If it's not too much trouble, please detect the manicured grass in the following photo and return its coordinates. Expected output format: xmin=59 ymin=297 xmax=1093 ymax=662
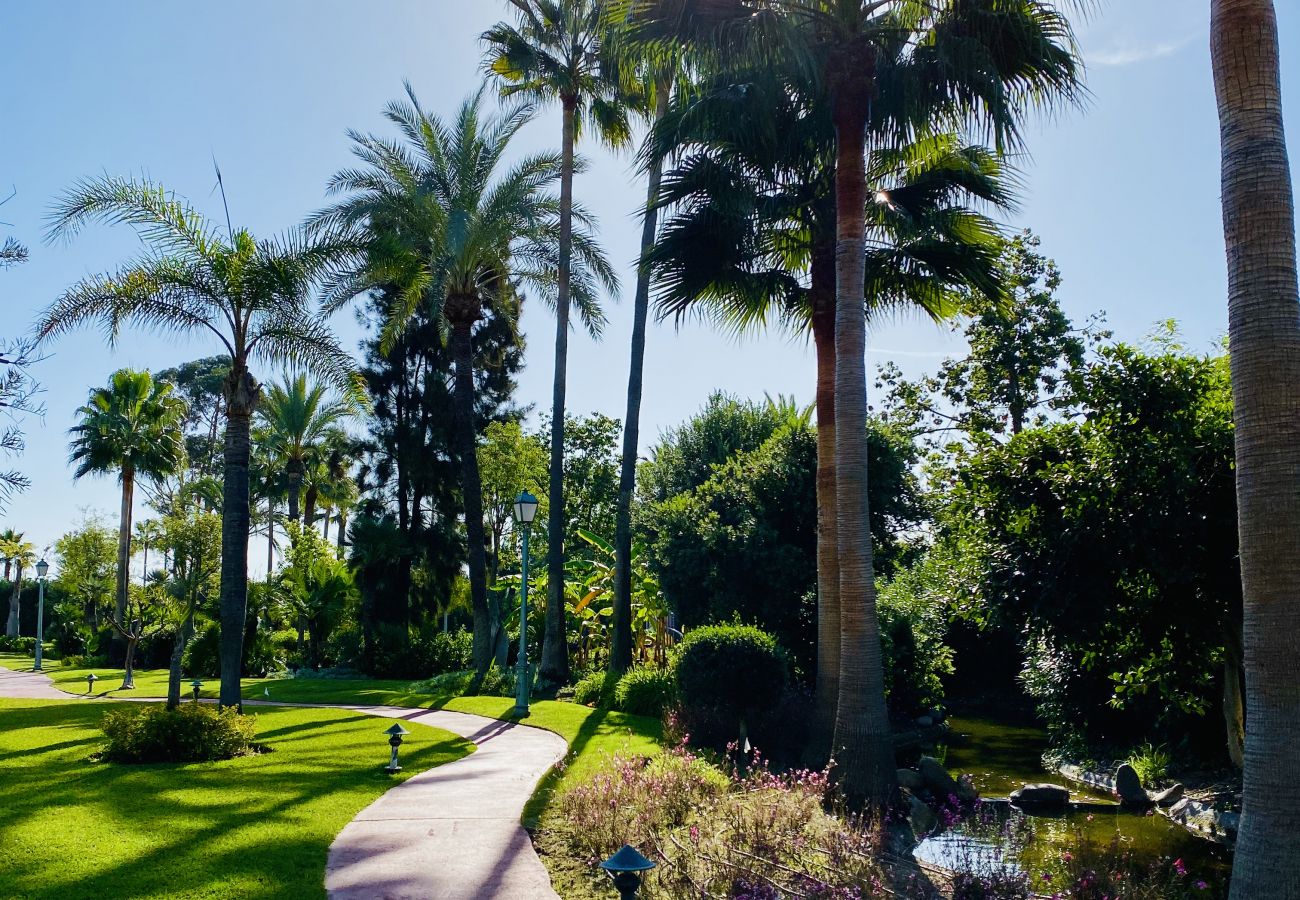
xmin=4 ymin=653 xmax=666 ymax=825
xmin=0 ymin=698 xmax=471 ymax=900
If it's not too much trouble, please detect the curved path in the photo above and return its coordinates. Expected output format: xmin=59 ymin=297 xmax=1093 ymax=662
xmin=0 ymin=663 xmax=566 ymax=900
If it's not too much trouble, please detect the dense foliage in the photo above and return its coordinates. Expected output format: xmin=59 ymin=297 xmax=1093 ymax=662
xmin=101 ymin=703 xmax=258 ymax=763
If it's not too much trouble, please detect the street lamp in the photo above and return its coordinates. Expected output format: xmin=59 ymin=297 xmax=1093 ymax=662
xmin=33 ymin=559 xmax=49 ymax=671
xmin=512 ymin=491 xmax=539 ymax=717
xmin=384 ymin=722 xmax=410 ymax=773
xmin=599 ymin=845 xmax=656 ymax=899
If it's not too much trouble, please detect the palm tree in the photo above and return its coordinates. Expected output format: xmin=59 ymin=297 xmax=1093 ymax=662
xmin=648 ymin=66 xmax=1011 ymax=760
xmin=257 ymin=373 xmax=358 ymax=525
xmin=69 ymin=369 xmax=188 ymax=662
xmin=485 ymin=0 xmax=630 ymax=685
xmin=3 ymin=537 xmax=34 ymax=638
xmin=311 ymin=86 xmax=615 ymax=676
xmin=134 ymin=519 xmax=164 ymax=585
xmin=39 ymin=176 xmax=362 ymax=709
xmin=1212 ymin=1 xmax=1300 ymax=893
xmin=0 ymin=528 xmax=23 ymax=582
xmin=635 ymin=0 xmax=1082 ymax=804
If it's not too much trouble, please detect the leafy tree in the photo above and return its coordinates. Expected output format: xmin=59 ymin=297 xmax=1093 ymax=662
xmin=157 ymin=356 xmax=229 ymax=478
xmin=68 ymin=369 xmax=188 ymax=659
xmin=873 ymin=232 xmax=1103 ymax=445
xmin=160 ymin=509 xmax=222 ymax=708
xmin=51 ymin=517 xmax=116 ymax=654
xmin=315 ymin=86 xmax=613 ymax=678
xmin=478 ymin=420 xmax=547 ymax=582
xmin=946 ymin=342 xmax=1239 ymax=760
xmin=134 ymin=518 xmax=164 ymax=584
xmin=1 ymin=528 xmax=23 ymax=582
xmin=644 ymin=414 xmax=920 ymax=681
xmin=39 ymin=175 xmax=361 ymax=708
xmin=0 ymin=339 xmax=42 ymax=510
xmin=485 ymin=0 xmax=629 ymax=686
xmin=1212 ymin=1 xmax=1300 ymax=891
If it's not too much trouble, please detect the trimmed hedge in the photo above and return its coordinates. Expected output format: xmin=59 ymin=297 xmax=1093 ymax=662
xmin=614 ymin=666 xmax=677 ymax=718
xmin=674 ymin=624 xmax=787 ymax=748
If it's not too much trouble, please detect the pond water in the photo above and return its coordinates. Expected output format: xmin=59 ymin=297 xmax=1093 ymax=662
xmin=911 ymin=716 xmax=1233 ymax=887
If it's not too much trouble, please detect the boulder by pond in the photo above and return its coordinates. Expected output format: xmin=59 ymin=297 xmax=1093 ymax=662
xmin=1151 ymin=783 xmax=1185 ymax=808
xmin=1009 ymin=782 xmax=1071 ymax=809
xmin=1115 ymin=763 xmax=1154 ymax=807
xmin=918 ymin=756 xmax=961 ymax=799
xmin=897 ymin=768 xmax=926 ymax=791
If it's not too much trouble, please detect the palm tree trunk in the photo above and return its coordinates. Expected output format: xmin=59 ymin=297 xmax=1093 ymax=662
xmin=218 ymin=366 xmax=258 ymax=710
xmin=267 ymin=497 xmax=275 ymax=574
xmin=540 ymin=95 xmax=577 ymax=687
xmin=304 ymin=484 xmax=319 ymax=529
xmin=337 ymin=511 xmax=347 ymax=553
xmin=6 ymin=564 xmax=22 ymax=638
xmin=450 ymin=316 xmax=494 ymax=677
xmin=829 ymin=89 xmax=896 ymax=808
xmin=1214 ymin=1 xmax=1300 ymax=894
xmin=286 ymin=462 xmax=302 ymax=524
xmin=808 ymin=240 xmax=840 ymax=766
xmin=113 ymin=466 xmax=136 ymax=659
xmin=141 ymin=542 xmax=149 ymax=587
xmin=612 ymin=85 xmax=671 ymax=675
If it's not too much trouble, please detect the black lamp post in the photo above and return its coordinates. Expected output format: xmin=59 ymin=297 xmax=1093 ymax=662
xmin=599 ymin=845 xmax=656 ymax=899
xmin=86 ymin=672 xmax=98 ymax=694
xmin=191 ymin=679 xmax=204 ymax=702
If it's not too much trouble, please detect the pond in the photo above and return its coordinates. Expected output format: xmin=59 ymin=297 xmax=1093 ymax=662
xmin=911 ymin=716 xmax=1233 ymax=888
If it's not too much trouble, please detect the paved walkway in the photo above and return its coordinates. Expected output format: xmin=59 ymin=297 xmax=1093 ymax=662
xmin=0 ymin=663 xmax=566 ymax=900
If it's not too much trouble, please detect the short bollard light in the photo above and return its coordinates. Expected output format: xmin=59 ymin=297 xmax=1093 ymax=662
xmin=384 ymin=723 xmax=410 ymax=774
xmin=599 ymin=845 xmax=656 ymax=900
xmin=191 ymin=679 xmax=204 ymax=702
xmin=86 ymin=673 xmax=98 ymax=695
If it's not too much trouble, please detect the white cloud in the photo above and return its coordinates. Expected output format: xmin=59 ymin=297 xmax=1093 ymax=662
xmin=1089 ymin=34 xmax=1197 ymax=67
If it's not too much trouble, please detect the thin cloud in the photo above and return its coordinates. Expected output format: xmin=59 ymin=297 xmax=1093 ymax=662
xmin=1090 ymin=35 xmax=1195 ymax=67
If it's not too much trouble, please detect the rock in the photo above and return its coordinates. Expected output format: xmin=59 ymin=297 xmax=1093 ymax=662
xmin=1009 ymin=783 xmax=1070 ymax=809
xmin=918 ymin=756 xmax=961 ymax=799
xmin=915 ymin=715 xmax=934 ymax=727
xmin=897 ymin=768 xmax=926 ymax=791
xmin=956 ymin=773 xmax=980 ymax=803
xmin=1114 ymin=763 xmax=1152 ymax=806
xmin=1150 ymin=783 xmax=1185 ymax=808
xmin=909 ymin=792 xmax=937 ymax=835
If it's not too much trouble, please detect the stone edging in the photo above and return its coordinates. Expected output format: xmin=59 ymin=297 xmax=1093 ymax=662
xmin=1049 ymin=759 xmax=1239 ymax=847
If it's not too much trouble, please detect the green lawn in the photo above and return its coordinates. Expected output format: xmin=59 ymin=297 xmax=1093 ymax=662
xmin=3 ymin=652 xmax=665 ymax=825
xmin=0 ymin=698 xmax=472 ymax=900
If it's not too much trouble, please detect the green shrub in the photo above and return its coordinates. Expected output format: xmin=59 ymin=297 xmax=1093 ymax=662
xmin=101 ymin=704 xmax=258 ymax=763
xmin=614 ymin=665 xmax=676 ymax=718
xmin=1126 ymin=742 xmax=1173 ymax=786
xmin=183 ymin=623 xmax=221 ymax=677
xmin=673 ymin=624 xmax=787 ymax=748
xmin=0 ymin=635 xmax=36 ymax=655
xmin=368 ymin=628 xmax=474 ymax=680
xmin=573 ymin=669 xmax=618 ymax=708
xmin=409 ymin=664 xmax=516 ymax=699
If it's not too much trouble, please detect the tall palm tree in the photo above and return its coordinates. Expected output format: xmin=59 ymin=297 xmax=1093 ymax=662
xmin=3 ymin=537 xmax=34 ymax=638
xmin=635 ymin=0 xmax=1082 ymax=804
xmin=0 ymin=528 xmax=23 ymax=582
xmin=312 ymin=86 xmax=615 ymax=676
xmin=648 ymin=67 xmax=1010 ymax=759
xmin=485 ymin=0 xmax=630 ymax=685
xmin=257 ymin=373 xmax=358 ymax=525
xmin=69 ymin=369 xmax=188 ymax=655
xmin=1212 ymin=1 xmax=1300 ymax=894
xmin=134 ymin=519 xmax=164 ymax=585
xmin=39 ymin=176 xmax=362 ymax=709
xmin=608 ymin=34 xmax=690 ymax=674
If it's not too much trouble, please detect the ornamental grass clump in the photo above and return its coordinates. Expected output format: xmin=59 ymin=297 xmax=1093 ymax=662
xmin=101 ymin=703 xmax=258 ymax=763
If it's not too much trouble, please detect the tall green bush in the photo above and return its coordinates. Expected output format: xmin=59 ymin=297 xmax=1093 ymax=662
xmin=674 ymin=624 xmax=787 ymax=748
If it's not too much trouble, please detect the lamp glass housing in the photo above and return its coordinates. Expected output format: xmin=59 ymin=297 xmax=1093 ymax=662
xmin=512 ymin=491 xmax=539 ymax=526
xmin=36 ymin=559 xmax=49 ymax=579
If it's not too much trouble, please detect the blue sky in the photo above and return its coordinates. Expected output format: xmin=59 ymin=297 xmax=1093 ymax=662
xmin=0 ymin=1 xmax=1296 ymax=569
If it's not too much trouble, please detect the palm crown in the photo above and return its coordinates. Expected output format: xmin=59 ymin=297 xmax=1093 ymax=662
xmin=312 ymin=85 xmax=616 ymax=343
xmin=68 ymin=369 xmax=189 ymax=484
xmin=39 ymin=176 xmax=363 ymax=407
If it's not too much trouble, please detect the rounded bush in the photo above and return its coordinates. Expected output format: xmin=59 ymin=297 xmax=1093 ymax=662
xmin=101 ymin=704 xmax=258 ymax=763
xmin=673 ymin=624 xmax=787 ymax=746
xmin=614 ymin=665 xmax=677 ymax=718
xmin=573 ymin=669 xmax=618 ymax=708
